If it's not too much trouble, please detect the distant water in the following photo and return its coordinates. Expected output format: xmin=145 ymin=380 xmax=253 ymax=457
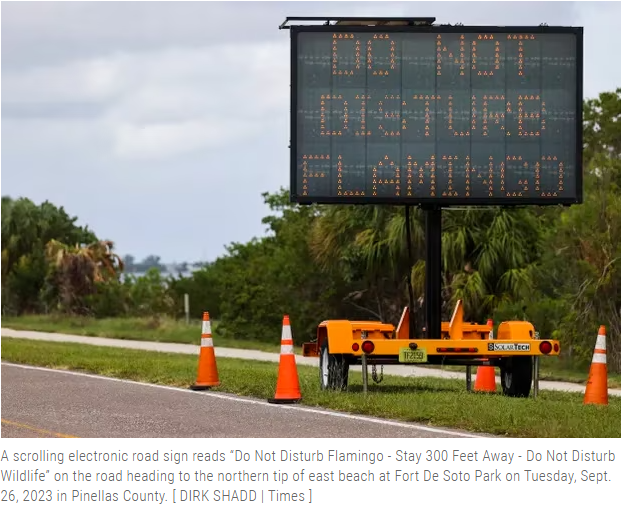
xmin=120 ymin=267 xmax=197 ymax=282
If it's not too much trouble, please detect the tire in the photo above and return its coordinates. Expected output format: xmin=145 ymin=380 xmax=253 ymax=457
xmin=319 ymin=340 xmax=350 ymax=391
xmin=499 ymin=356 xmax=533 ymax=398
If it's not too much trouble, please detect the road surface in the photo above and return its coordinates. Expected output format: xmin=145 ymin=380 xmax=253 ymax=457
xmin=1 ymin=363 xmax=485 ymax=438
xmin=1 ymin=328 xmax=620 ymax=397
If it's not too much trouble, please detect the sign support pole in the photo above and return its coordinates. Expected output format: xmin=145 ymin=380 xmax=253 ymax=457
xmin=424 ymin=206 xmax=442 ymax=340
xmin=404 ymin=206 xmax=417 ymax=339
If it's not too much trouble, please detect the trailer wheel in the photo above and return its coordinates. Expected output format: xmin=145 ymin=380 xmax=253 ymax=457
xmin=500 ymin=357 xmax=533 ymax=398
xmin=319 ymin=340 xmax=349 ymax=391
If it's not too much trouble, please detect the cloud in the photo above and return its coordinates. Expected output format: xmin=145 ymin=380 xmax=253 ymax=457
xmin=3 ymin=56 xmax=126 ymax=104
xmin=112 ymin=118 xmax=260 ymax=159
xmin=4 ymin=41 xmax=290 ymax=160
xmin=106 ymin=41 xmax=290 ymax=159
xmin=107 ymin=42 xmax=290 ymax=122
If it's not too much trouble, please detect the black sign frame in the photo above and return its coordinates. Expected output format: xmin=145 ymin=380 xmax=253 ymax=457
xmin=289 ymin=24 xmax=583 ymax=206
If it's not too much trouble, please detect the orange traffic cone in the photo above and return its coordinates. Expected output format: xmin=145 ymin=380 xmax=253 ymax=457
xmin=190 ymin=312 xmax=220 ymax=390
xmin=268 ymin=315 xmax=302 ymax=404
xmin=475 ymin=319 xmax=497 ymax=393
xmin=583 ymin=326 xmax=608 ymax=405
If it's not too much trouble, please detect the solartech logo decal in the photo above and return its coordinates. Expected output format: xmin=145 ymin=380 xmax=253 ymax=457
xmin=488 ymin=343 xmax=531 ymax=352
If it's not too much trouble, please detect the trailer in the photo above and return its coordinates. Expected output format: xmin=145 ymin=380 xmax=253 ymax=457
xmin=302 ymin=300 xmax=560 ymax=398
xmin=283 ymin=16 xmax=577 ymax=401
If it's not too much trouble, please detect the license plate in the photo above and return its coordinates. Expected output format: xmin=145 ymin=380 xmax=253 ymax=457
xmin=399 ymin=348 xmax=428 ymax=363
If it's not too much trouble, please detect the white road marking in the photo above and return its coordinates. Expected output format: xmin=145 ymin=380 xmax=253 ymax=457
xmin=2 ymin=362 xmax=485 ymax=438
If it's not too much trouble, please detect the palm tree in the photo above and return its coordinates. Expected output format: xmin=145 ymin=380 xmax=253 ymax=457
xmin=310 ymin=205 xmax=542 ymax=324
xmin=45 ymin=239 xmax=124 ymax=314
xmin=310 ymin=205 xmax=424 ymax=323
xmin=441 ymin=208 xmax=542 ymax=320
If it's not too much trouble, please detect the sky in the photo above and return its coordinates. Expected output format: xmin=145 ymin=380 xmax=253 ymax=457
xmin=1 ymin=0 xmax=621 ymax=264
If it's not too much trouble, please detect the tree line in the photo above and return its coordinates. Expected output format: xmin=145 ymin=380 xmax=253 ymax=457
xmin=1 ymin=89 xmax=620 ymax=372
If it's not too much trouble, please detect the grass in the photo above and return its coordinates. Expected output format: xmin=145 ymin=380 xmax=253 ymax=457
xmin=2 ymin=314 xmax=621 ymax=389
xmin=435 ymin=362 xmax=621 ymax=389
xmin=2 ymin=337 xmax=620 ymax=438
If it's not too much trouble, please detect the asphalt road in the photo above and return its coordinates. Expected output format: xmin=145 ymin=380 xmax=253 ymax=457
xmin=3 ymin=328 xmax=619 ymax=396
xmin=1 ymin=363 xmax=485 ymax=439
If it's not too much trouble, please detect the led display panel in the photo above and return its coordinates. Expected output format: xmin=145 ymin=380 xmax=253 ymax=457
xmin=290 ymin=25 xmax=583 ymax=205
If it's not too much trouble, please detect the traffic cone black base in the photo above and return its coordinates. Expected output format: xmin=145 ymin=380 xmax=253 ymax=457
xmin=190 ymin=384 xmax=215 ymax=391
xmin=267 ymin=398 xmax=301 ymax=405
